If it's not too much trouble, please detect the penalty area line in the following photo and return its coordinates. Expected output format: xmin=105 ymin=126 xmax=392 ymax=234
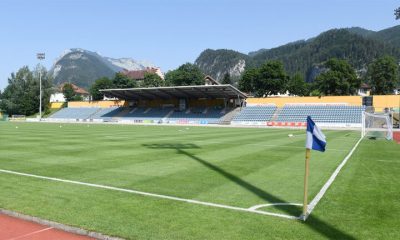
xmin=0 ymin=168 xmax=299 ymax=220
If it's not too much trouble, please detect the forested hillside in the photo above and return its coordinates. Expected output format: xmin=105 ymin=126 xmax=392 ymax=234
xmin=195 ymin=26 xmax=400 ymax=83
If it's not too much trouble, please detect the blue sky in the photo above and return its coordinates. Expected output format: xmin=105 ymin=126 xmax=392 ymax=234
xmin=0 ymin=0 xmax=398 ymax=90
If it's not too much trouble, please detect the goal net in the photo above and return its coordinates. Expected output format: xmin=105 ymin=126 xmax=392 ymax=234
xmin=362 ymin=112 xmax=393 ymax=140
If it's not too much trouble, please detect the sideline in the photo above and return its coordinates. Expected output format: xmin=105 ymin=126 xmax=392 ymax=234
xmin=304 ymin=137 xmax=363 ymax=220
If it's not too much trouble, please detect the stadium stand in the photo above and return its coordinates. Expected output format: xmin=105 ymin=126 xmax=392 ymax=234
xmin=232 ymin=105 xmax=277 ymax=122
xmin=48 ymin=85 xmax=396 ymax=127
xmin=49 ymin=107 xmax=100 ymax=119
xmin=168 ymin=107 xmax=225 ymax=124
xmin=123 ymin=107 xmax=173 ymax=121
xmin=48 ymin=104 xmax=366 ymax=126
xmin=276 ymin=104 xmax=366 ymax=123
xmin=49 ymin=106 xmax=228 ymax=124
xmin=90 ymin=107 xmax=123 ymax=120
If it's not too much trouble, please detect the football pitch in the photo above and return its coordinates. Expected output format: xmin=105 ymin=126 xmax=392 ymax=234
xmin=0 ymin=122 xmax=399 ymax=239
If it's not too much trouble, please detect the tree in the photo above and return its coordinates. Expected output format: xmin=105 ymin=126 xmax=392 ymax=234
xmin=62 ymin=83 xmax=75 ymax=102
xmin=395 ymin=7 xmax=400 ymax=20
xmin=314 ymin=58 xmax=360 ymax=95
xmin=141 ymin=72 xmax=164 ymax=87
xmin=257 ymin=61 xmax=288 ymax=97
xmin=0 ymin=66 xmax=52 ymax=116
xmin=72 ymin=95 xmax=83 ymax=101
xmin=368 ymin=55 xmax=399 ymax=95
xmin=113 ymin=72 xmax=137 ymax=88
xmin=90 ymin=77 xmax=114 ymax=100
xmin=164 ymin=63 xmax=204 ymax=86
xmin=239 ymin=68 xmax=258 ymax=93
xmin=310 ymin=89 xmax=322 ymax=97
xmin=221 ymin=72 xmax=232 ymax=84
xmin=287 ymin=73 xmax=309 ymax=96
xmin=239 ymin=61 xmax=288 ymax=97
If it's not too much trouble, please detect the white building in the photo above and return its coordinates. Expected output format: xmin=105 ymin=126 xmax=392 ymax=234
xmin=50 ymin=93 xmax=66 ymax=102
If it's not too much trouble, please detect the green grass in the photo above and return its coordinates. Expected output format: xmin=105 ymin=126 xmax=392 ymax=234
xmin=43 ymin=107 xmax=64 ymax=118
xmin=0 ymin=122 xmax=399 ymax=239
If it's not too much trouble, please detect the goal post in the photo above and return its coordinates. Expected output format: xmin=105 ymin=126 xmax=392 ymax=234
xmin=362 ymin=111 xmax=393 ymax=140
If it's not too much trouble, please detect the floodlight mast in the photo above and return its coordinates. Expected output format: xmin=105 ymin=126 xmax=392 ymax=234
xmin=37 ymin=53 xmax=45 ymax=120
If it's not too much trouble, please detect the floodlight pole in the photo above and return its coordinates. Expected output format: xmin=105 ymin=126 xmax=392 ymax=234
xmin=37 ymin=53 xmax=45 ymax=120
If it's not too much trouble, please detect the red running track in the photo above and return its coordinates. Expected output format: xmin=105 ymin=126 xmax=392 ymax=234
xmin=0 ymin=214 xmax=94 ymax=240
xmin=394 ymin=131 xmax=400 ymax=144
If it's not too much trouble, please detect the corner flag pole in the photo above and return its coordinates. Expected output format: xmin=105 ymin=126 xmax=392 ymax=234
xmin=303 ymin=148 xmax=311 ymax=220
xmin=303 ymin=116 xmax=326 ymax=221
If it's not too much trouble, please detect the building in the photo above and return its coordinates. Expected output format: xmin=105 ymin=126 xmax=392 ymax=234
xmin=50 ymin=83 xmax=90 ymax=102
xmin=121 ymin=67 xmax=164 ymax=80
xmin=358 ymin=83 xmax=371 ymax=96
xmin=50 ymin=93 xmax=66 ymax=102
xmin=204 ymin=75 xmax=220 ymax=86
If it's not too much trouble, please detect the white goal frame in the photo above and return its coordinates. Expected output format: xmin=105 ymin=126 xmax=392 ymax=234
xmin=361 ymin=111 xmax=393 ymax=140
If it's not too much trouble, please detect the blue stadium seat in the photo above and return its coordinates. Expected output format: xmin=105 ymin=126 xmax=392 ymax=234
xmin=232 ymin=105 xmax=277 ymax=122
xmin=49 ymin=107 xmax=100 ymax=119
xmin=168 ymin=107 xmax=225 ymax=124
xmin=276 ymin=105 xmax=365 ymax=123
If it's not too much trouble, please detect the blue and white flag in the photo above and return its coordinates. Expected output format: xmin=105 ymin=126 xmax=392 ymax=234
xmin=306 ymin=116 xmax=326 ymax=152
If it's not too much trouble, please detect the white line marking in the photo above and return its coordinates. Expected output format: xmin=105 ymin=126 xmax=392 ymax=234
xmin=8 ymin=227 xmax=53 ymax=240
xmin=304 ymin=137 xmax=363 ymax=220
xmin=377 ymin=160 xmax=399 ymax=163
xmin=0 ymin=169 xmax=299 ymax=220
xmin=249 ymin=203 xmax=302 ymax=211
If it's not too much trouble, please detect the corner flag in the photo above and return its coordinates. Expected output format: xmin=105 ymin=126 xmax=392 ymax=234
xmin=306 ymin=116 xmax=326 ymax=152
xmin=302 ymin=116 xmax=326 ymax=221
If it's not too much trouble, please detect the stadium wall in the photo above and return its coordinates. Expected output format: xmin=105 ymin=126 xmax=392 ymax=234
xmin=56 ymin=95 xmax=400 ymax=112
xmin=372 ymin=95 xmax=400 ymax=112
xmin=68 ymin=100 xmax=126 ymax=108
xmin=247 ymin=96 xmax=362 ymax=107
xmin=50 ymin=102 xmax=64 ymax=109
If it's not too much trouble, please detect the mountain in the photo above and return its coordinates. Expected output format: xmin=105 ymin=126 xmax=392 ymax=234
xmin=374 ymin=25 xmax=400 ymax=49
xmin=348 ymin=26 xmax=400 ymax=49
xmin=345 ymin=27 xmax=376 ymax=38
xmin=194 ymin=25 xmax=400 ymax=84
xmin=49 ymin=48 xmax=155 ymax=89
xmin=195 ymin=49 xmax=251 ymax=85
